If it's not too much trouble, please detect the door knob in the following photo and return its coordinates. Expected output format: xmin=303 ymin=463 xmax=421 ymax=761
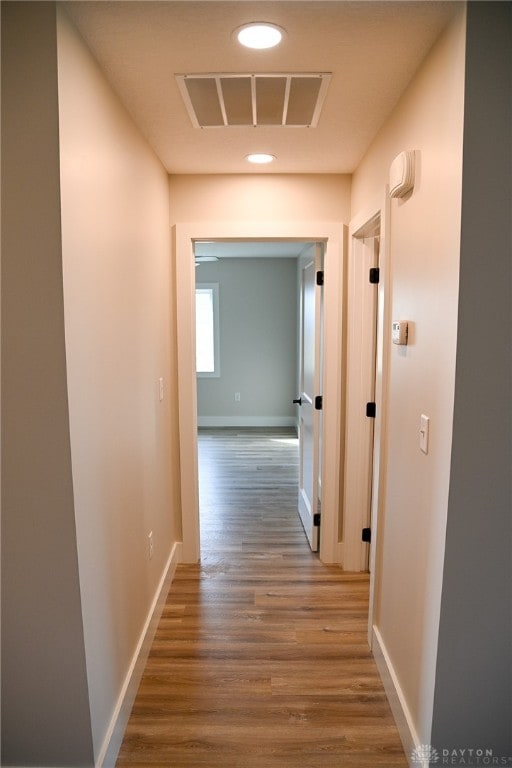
xmin=293 ymin=397 xmax=302 ymax=406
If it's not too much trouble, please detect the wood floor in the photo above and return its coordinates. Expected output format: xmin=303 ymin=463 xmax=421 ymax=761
xmin=116 ymin=428 xmax=407 ymax=767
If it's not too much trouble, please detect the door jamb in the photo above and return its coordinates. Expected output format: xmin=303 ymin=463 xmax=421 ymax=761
xmin=173 ymin=221 xmax=346 ymax=564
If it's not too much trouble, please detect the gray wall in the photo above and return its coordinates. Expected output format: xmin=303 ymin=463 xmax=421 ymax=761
xmin=1 ymin=3 xmax=94 ymax=764
xmin=196 ymin=258 xmax=298 ymax=426
xmin=431 ymin=1 xmax=512 ymax=757
xmin=1 ymin=4 xmax=179 ymax=764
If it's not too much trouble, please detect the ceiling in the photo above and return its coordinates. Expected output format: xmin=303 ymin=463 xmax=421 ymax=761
xmin=63 ymin=1 xmax=458 ymax=175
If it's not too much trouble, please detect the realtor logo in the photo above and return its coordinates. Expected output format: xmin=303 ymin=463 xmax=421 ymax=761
xmin=411 ymin=744 xmax=440 ymax=764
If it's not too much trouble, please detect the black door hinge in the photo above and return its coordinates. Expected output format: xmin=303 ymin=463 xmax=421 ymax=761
xmin=362 ymin=527 xmax=371 ymax=543
xmin=366 ymin=401 xmax=376 ymax=418
xmin=315 ymin=395 xmax=323 ymax=410
xmin=316 ymin=270 xmax=324 ymax=286
xmin=369 ymin=267 xmax=380 ymax=284
xmin=313 ymin=512 xmax=321 ymax=526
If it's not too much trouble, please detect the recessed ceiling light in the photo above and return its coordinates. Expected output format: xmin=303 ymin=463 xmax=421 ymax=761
xmin=246 ymin=153 xmax=276 ymax=165
xmin=235 ymin=22 xmax=285 ymax=50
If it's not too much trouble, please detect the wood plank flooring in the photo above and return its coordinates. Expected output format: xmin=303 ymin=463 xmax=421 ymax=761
xmin=116 ymin=428 xmax=407 ymax=767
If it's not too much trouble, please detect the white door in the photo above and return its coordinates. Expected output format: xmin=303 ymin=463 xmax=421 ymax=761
xmin=361 ymin=237 xmax=379 ymax=568
xmin=296 ymin=244 xmax=323 ymax=551
xmin=343 ymin=221 xmax=380 ymax=571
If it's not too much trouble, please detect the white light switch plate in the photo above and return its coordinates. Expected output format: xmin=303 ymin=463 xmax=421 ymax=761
xmin=420 ymin=414 xmax=430 ymax=454
xmin=392 ymin=320 xmax=408 ymax=345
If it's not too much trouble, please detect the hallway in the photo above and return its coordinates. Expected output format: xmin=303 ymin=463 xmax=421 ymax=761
xmin=116 ymin=429 xmax=407 ymax=766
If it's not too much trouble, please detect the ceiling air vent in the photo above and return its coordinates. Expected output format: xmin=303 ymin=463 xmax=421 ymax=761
xmin=175 ymin=73 xmax=331 ymax=128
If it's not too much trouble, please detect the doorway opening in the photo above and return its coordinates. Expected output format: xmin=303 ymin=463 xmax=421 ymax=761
xmin=192 ymin=239 xmax=322 ymax=557
xmin=174 ymin=220 xmax=345 ymax=565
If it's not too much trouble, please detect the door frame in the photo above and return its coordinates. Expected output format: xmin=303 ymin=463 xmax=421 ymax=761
xmin=174 ymin=220 xmax=347 ymax=564
xmin=346 ymin=193 xmax=391 ymax=645
xmin=342 ymin=214 xmax=380 ymax=571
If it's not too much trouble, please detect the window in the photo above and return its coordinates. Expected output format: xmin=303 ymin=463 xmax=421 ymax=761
xmin=196 ymin=283 xmax=220 ymax=377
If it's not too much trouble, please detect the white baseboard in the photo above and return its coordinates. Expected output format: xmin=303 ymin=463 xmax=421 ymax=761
xmin=97 ymin=541 xmax=183 ymax=768
xmin=197 ymin=416 xmax=297 ymax=428
xmin=372 ymin=625 xmax=422 ymax=768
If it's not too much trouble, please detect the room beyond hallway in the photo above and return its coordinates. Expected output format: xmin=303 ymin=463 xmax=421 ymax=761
xmin=116 ymin=429 xmax=407 ymax=767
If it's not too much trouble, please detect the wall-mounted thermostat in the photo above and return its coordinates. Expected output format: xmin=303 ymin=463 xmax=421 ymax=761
xmin=392 ymin=321 xmax=408 ymax=345
xmin=389 ymin=151 xmax=416 ymax=198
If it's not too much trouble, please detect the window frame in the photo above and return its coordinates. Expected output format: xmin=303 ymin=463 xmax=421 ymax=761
xmin=195 ymin=282 xmax=220 ymax=378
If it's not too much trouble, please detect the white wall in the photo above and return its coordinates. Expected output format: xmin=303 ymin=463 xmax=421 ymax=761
xmin=196 ymin=258 xmax=297 ymax=427
xmin=57 ymin=8 xmax=180 ymax=763
xmin=351 ymin=7 xmax=467 ymax=748
xmin=170 ymin=174 xmax=351 ymax=225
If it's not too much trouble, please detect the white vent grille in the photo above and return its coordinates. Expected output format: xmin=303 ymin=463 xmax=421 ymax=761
xmin=175 ymin=73 xmax=331 ymax=128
